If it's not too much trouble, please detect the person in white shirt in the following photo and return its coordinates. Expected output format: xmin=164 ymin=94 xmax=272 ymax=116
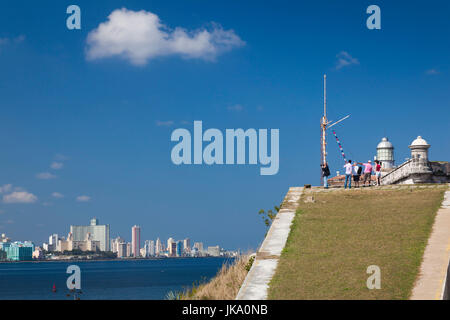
xmin=352 ymin=163 xmax=362 ymax=188
xmin=343 ymin=160 xmax=353 ymax=189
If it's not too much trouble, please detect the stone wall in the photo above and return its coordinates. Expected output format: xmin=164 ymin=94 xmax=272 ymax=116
xmin=382 ymin=160 xmax=450 ymax=185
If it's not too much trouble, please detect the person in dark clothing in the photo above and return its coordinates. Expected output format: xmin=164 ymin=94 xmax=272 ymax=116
xmin=352 ymin=163 xmax=362 ymax=188
xmin=321 ymin=162 xmax=330 ymax=188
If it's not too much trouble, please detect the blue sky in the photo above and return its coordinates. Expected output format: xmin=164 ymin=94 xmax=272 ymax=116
xmin=0 ymin=0 xmax=449 ymax=250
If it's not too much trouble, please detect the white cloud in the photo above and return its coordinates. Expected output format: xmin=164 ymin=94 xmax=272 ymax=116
xmin=227 ymin=104 xmax=243 ymax=112
xmin=50 ymin=162 xmax=64 ymax=170
xmin=55 ymin=154 xmax=69 ymax=161
xmin=0 ymin=35 xmax=25 ymax=47
xmin=76 ymin=195 xmax=91 ymax=202
xmin=3 ymin=191 xmax=38 ymax=204
xmin=156 ymin=120 xmax=175 ymax=127
xmin=335 ymin=51 xmax=359 ymax=70
xmin=0 ymin=184 xmax=12 ymax=193
xmin=426 ymin=68 xmax=440 ymax=75
xmin=86 ymin=8 xmax=245 ymax=65
xmin=36 ymin=172 xmax=57 ymax=180
xmin=51 ymin=192 xmax=64 ymax=198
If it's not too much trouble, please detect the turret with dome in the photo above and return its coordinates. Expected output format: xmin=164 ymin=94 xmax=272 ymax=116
xmin=409 ymin=136 xmax=430 ymax=162
xmin=376 ymin=137 xmax=395 ymax=169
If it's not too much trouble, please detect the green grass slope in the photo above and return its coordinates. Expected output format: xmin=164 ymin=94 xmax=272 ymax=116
xmin=268 ymin=185 xmax=446 ymax=299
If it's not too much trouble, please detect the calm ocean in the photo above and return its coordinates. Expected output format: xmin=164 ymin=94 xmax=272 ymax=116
xmin=0 ymin=257 xmax=231 ymax=300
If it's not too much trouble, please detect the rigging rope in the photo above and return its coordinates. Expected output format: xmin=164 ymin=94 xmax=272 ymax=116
xmin=332 ymin=130 xmax=347 ymax=163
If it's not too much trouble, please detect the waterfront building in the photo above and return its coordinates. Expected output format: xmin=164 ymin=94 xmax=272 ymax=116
xmin=170 ymin=242 xmax=177 ymax=257
xmin=117 ymin=242 xmax=127 ymax=258
xmin=32 ymin=247 xmax=44 ymax=260
xmin=176 ymin=241 xmax=183 ymax=257
xmin=191 ymin=247 xmax=199 ymax=257
xmin=149 ymin=240 xmax=155 ymax=256
xmin=4 ymin=241 xmax=34 ymax=261
xmin=57 ymin=232 xmax=100 ymax=252
xmin=143 ymin=240 xmax=149 ymax=257
xmin=1 ymin=233 xmax=11 ymax=243
xmin=111 ymin=236 xmax=125 ymax=253
xmin=48 ymin=234 xmax=59 ymax=251
xmin=183 ymin=238 xmax=191 ymax=254
xmin=0 ymin=249 xmax=6 ymax=261
xmin=131 ymin=225 xmax=141 ymax=257
xmin=207 ymin=245 xmax=220 ymax=257
xmin=155 ymin=238 xmax=162 ymax=256
xmin=70 ymin=218 xmax=110 ymax=251
xmin=193 ymin=242 xmax=204 ymax=252
xmin=126 ymin=242 xmax=132 ymax=257
xmin=167 ymin=237 xmax=174 ymax=252
xmin=143 ymin=240 xmax=155 ymax=257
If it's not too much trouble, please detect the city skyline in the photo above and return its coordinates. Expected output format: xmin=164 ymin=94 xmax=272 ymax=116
xmin=1 ymin=216 xmax=233 ymax=260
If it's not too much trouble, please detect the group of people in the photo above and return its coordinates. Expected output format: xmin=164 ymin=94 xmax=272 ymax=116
xmin=321 ymin=159 xmax=382 ymax=189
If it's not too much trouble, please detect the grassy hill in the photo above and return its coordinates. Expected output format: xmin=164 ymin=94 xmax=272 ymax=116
xmin=268 ymin=185 xmax=447 ymax=299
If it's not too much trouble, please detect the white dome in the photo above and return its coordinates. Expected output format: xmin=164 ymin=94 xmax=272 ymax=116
xmin=410 ymin=136 xmax=429 ymax=147
xmin=377 ymin=137 xmax=393 ymax=149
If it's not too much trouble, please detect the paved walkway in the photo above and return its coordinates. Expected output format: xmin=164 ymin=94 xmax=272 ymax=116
xmin=236 ymin=187 xmax=303 ymax=300
xmin=411 ymin=185 xmax=450 ymax=300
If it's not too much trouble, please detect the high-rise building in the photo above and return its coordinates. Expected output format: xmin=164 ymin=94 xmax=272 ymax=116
xmin=149 ymin=240 xmax=155 ymax=256
xmin=155 ymin=238 xmax=162 ymax=256
xmin=111 ymin=236 xmax=124 ymax=253
xmin=167 ymin=237 xmax=174 ymax=252
xmin=143 ymin=240 xmax=155 ymax=257
xmin=56 ymin=232 xmax=100 ymax=252
xmin=183 ymin=238 xmax=191 ymax=254
xmin=194 ymin=242 xmax=204 ymax=252
xmin=48 ymin=234 xmax=59 ymax=251
xmin=1 ymin=233 xmax=11 ymax=243
xmin=70 ymin=218 xmax=110 ymax=251
xmin=131 ymin=225 xmax=141 ymax=257
xmin=207 ymin=245 xmax=220 ymax=257
xmin=176 ymin=241 xmax=183 ymax=257
xmin=170 ymin=242 xmax=177 ymax=257
xmin=126 ymin=242 xmax=132 ymax=257
xmin=143 ymin=240 xmax=149 ymax=258
xmin=117 ymin=242 xmax=127 ymax=258
xmin=3 ymin=241 xmax=34 ymax=261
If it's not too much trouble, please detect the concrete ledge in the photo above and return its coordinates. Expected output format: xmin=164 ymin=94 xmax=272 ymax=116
xmin=236 ymin=187 xmax=303 ymax=300
xmin=411 ymin=188 xmax=450 ymax=299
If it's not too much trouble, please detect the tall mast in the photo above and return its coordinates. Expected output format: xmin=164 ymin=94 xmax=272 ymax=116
xmin=319 ymin=74 xmax=351 ymax=184
xmin=321 ymin=74 xmax=327 ymax=166
xmin=324 ymin=74 xmax=327 ymax=120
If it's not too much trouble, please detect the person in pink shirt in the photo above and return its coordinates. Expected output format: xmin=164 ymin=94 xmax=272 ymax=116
xmin=358 ymin=160 xmax=373 ymax=187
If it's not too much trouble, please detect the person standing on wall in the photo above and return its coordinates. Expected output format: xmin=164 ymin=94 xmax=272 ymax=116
xmin=375 ymin=160 xmax=382 ymax=186
xmin=358 ymin=160 xmax=373 ymax=187
xmin=343 ymin=160 xmax=353 ymax=189
xmin=321 ymin=162 xmax=330 ymax=189
xmin=352 ymin=162 xmax=361 ymax=188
